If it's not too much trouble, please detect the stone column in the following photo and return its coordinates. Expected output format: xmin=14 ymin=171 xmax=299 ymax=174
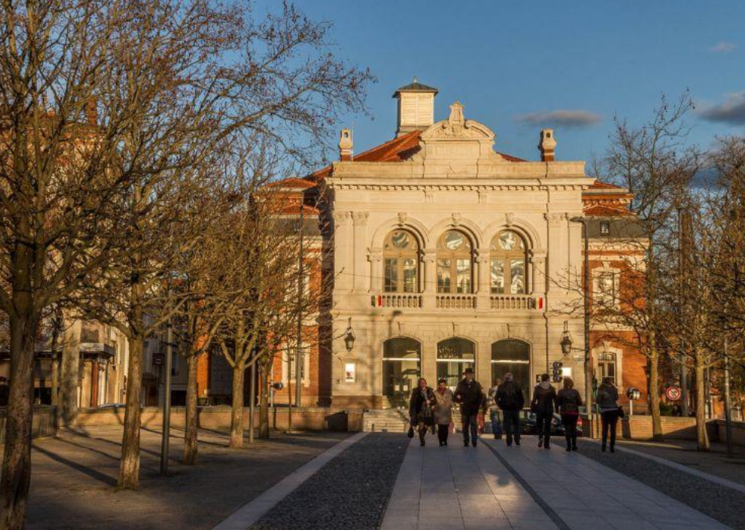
xmin=333 ymin=211 xmax=352 ymax=293
xmin=368 ymin=249 xmax=382 ymax=294
xmin=422 ymin=249 xmax=437 ymax=309
xmin=476 ymin=250 xmax=490 ymax=309
xmin=352 ymin=212 xmax=369 ymax=293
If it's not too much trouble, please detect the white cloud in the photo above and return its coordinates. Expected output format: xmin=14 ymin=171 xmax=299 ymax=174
xmin=514 ymin=110 xmax=602 ymax=128
xmin=709 ymin=42 xmax=736 ymax=53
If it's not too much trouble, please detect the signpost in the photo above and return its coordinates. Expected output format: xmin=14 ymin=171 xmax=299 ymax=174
xmin=666 ymin=386 xmax=682 ymax=402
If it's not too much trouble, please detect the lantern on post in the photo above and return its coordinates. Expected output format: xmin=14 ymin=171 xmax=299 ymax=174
xmin=560 ymin=321 xmax=573 ymax=356
xmin=343 ymin=318 xmax=356 ymax=352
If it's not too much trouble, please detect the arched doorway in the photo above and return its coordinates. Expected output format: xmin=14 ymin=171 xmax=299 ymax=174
xmin=437 ymin=338 xmax=476 ymax=390
xmin=491 ymin=339 xmax=530 ymax=391
xmin=383 ymin=338 xmax=421 ymax=408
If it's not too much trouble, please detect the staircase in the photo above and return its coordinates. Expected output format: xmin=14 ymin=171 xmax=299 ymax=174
xmin=362 ymin=409 xmax=411 ymax=433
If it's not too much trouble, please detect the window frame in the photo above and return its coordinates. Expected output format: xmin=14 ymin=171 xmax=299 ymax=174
xmin=490 ymin=230 xmax=529 ymax=295
xmin=436 ymin=230 xmax=474 ymax=294
xmin=383 ymin=230 xmax=420 ymax=293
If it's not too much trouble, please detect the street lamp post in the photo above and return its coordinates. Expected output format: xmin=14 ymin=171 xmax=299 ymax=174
xmin=568 ymin=217 xmax=592 ymax=420
xmin=160 ymin=321 xmax=173 ymax=476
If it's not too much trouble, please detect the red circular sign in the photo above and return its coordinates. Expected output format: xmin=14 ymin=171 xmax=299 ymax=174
xmin=666 ymin=386 xmax=682 ymax=401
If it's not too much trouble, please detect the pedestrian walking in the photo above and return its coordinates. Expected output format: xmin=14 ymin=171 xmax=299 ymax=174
xmin=556 ymin=377 xmax=583 ymax=452
xmin=433 ymin=378 xmax=454 ymax=446
xmin=531 ymin=373 xmax=557 ymax=449
xmin=455 ymin=367 xmax=484 ymax=447
xmin=497 ymin=372 xmax=525 ymax=447
xmin=488 ymin=378 xmax=502 ymax=440
xmin=409 ymin=378 xmax=436 ymax=447
xmin=597 ymin=377 xmax=621 ymax=452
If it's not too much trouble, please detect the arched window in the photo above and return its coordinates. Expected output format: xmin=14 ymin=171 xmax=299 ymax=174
xmin=437 ymin=338 xmax=476 ymax=389
xmin=383 ymin=338 xmax=421 ymax=408
xmin=490 ymin=230 xmax=528 ymax=294
xmin=437 ymin=230 xmax=473 ymax=294
xmin=491 ymin=339 xmax=530 ymax=391
xmin=384 ymin=230 xmax=419 ymax=293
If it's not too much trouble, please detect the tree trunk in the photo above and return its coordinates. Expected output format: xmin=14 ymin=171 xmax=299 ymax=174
xmin=648 ymin=342 xmax=664 ymax=440
xmin=118 ymin=332 xmax=144 ymax=488
xmin=183 ymin=354 xmax=199 ymax=464
xmin=258 ymin=364 xmax=270 ymax=439
xmin=229 ymin=366 xmax=245 ymax=448
xmin=59 ymin=324 xmax=80 ymax=428
xmin=694 ymin=356 xmax=710 ymax=451
xmin=0 ymin=309 xmax=40 ymax=530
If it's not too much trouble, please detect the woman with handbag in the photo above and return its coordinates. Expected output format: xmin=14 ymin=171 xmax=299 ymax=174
xmin=409 ymin=378 xmax=436 ymax=447
xmin=597 ymin=377 xmax=621 ymax=453
xmin=433 ymin=378 xmax=454 ymax=446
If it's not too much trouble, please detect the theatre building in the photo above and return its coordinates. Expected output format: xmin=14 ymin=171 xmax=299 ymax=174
xmin=256 ymin=81 xmax=649 ymax=412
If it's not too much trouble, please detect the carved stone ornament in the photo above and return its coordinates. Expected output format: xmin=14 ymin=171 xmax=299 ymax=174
xmin=452 ymin=212 xmax=462 ymax=226
xmin=505 ymin=212 xmax=515 ymax=227
xmin=367 ymin=248 xmax=382 ymax=262
xmin=334 ymin=211 xmax=351 ymax=225
xmin=397 ymin=212 xmax=408 ymax=226
xmin=352 ymin=211 xmax=369 ymax=226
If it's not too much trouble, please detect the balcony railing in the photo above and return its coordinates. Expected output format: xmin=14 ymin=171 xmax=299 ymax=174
xmin=436 ymin=295 xmax=477 ymax=309
xmin=490 ymin=295 xmax=536 ymax=310
xmin=378 ymin=294 xmax=422 ymax=309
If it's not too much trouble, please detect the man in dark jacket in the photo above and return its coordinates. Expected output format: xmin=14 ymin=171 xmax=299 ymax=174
xmin=454 ymin=368 xmax=484 ymax=447
xmin=531 ymin=373 xmax=558 ymax=449
xmin=497 ymin=372 xmax=525 ymax=446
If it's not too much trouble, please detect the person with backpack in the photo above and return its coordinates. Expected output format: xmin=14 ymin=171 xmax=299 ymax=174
xmin=496 ymin=372 xmax=525 ymax=447
xmin=597 ymin=377 xmax=621 ymax=452
xmin=409 ymin=378 xmax=436 ymax=447
xmin=531 ymin=373 xmax=558 ymax=449
xmin=556 ymin=377 xmax=583 ymax=452
xmin=454 ymin=367 xmax=484 ymax=447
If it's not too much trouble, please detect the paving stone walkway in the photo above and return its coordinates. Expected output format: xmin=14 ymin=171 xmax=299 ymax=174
xmin=381 ymin=436 xmax=732 ymax=530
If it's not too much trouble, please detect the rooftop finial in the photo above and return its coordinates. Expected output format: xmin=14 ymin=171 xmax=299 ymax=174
xmin=413 ymin=76 xmax=418 ymax=83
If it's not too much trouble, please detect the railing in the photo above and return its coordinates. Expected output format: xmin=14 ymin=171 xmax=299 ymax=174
xmin=490 ymin=295 xmax=536 ymax=310
xmin=379 ymin=294 xmax=422 ymax=308
xmin=436 ymin=295 xmax=477 ymax=309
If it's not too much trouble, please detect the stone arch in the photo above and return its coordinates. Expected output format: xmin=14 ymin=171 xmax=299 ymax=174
xmin=483 ymin=218 xmax=543 ymax=253
xmin=428 ymin=217 xmax=483 ymax=250
xmin=370 ymin=217 xmax=430 ymax=251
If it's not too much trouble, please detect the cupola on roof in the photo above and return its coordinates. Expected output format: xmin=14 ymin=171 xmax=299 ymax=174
xmin=392 ymin=77 xmax=439 ymax=97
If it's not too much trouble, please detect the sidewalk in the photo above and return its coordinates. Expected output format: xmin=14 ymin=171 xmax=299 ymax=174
xmin=381 ymin=435 xmax=730 ymax=530
xmin=24 ymin=425 xmax=349 ymax=530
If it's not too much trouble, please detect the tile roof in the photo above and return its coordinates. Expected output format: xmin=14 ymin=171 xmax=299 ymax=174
xmin=393 ymin=79 xmax=439 ymax=96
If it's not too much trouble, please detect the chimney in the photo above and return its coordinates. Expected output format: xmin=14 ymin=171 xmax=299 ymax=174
xmin=339 ymin=128 xmax=353 ymax=161
xmin=538 ymin=129 xmax=556 ymax=162
xmin=393 ymin=77 xmax=438 ymax=137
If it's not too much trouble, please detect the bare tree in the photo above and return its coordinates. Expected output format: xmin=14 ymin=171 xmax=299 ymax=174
xmin=589 ymin=94 xmax=699 ymax=439
xmin=1 ymin=0 xmax=370 ymax=509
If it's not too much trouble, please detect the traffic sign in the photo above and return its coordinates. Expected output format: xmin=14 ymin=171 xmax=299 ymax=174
xmin=665 ymin=386 xmax=682 ymax=401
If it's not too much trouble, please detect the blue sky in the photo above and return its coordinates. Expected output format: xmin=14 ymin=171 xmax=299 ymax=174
xmin=264 ymin=1 xmax=745 ymax=164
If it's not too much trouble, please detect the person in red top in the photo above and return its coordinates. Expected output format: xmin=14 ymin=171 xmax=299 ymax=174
xmin=556 ymin=377 xmax=583 ymax=452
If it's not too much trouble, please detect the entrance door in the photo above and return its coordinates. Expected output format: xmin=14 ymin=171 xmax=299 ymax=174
xmin=383 ymin=338 xmax=421 ymax=408
xmin=437 ymin=338 xmax=476 ymax=390
xmin=491 ymin=339 xmax=530 ymax=392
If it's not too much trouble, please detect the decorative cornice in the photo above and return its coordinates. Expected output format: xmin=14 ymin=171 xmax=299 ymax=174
xmin=333 ymin=183 xmax=587 ymax=192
